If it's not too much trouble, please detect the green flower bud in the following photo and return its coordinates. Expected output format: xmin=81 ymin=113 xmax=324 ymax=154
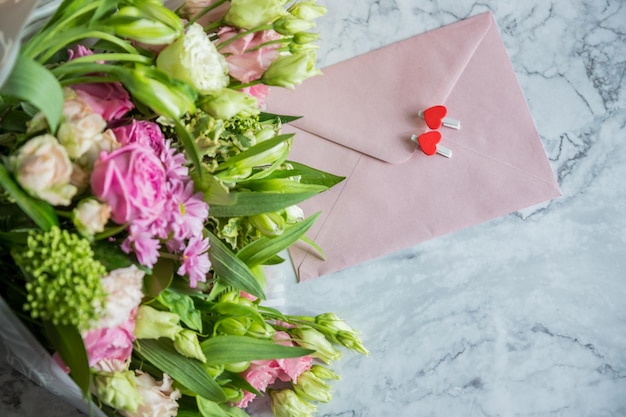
xmin=12 ymin=227 xmax=107 ymax=330
xmin=292 ymin=31 xmax=320 ymax=45
xmin=246 ymin=320 xmax=275 ymax=339
xmin=273 ymin=16 xmax=315 ymax=36
xmin=134 ymin=305 xmax=182 ymax=340
xmin=223 ymin=361 xmax=250 ymax=373
xmin=224 ymin=0 xmax=286 ymax=29
xmin=92 ymin=370 xmax=141 ymax=412
xmin=291 ymin=327 xmax=342 ymax=364
xmin=249 ymin=212 xmax=285 ymax=237
xmin=288 ymin=1 xmax=327 ymax=21
xmin=293 ymin=370 xmax=332 ymax=403
xmin=199 ymin=88 xmax=259 ymax=120
xmin=108 ymin=4 xmax=183 ymax=45
xmin=222 ymin=387 xmax=244 ymax=403
xmin=309 ymin=364 xmax=340 ymax=380
xmin=270 ymin=389 xmax=317 ymax=417
xmin=261 ymin=51 xmax=322 ymax=89
xmin=174 ymin=329 xmax=207 ymax=362
xmin=203 ymin=363 xmax=225 ymax=378
xmin=315 ymin=313 xmax=368 ymax=355
xmin=116 ymin=66 xmax=196 ymax=120
xmin=215 ymin=316 xmax=249 ymax=336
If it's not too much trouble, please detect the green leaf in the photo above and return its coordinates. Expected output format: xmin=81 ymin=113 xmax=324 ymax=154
xmin=258 ymin=111 xmax=302 ymax=124
xmin=91 ymin=239 xmax=135 ymax=271
xmin=158 ymin=289 xmax=202 ymax=332
xmin=135 ymin=339 xmax=227 ymax=403
xmin=237 ymin=213 xmax=320 ymax=267
xmin=0 ymin=164 xmax=58 ymax=231
xmin=207 ymin=230 xmax=265 ymax=300
xmin=209 ymin=190 xmax=320 ymax=217
xmin=214 ymin=134 xmax=293 ymax=172
xmin=238 ymin=178 xmax=327 ymax=193
xmin=197 ymin=397 xmax=229 ymax=417
xmin=1 ymin=54 xmax=63 ymax=132
xmin=143 ymin=257 xmax=174 ymax=298
xmin=43 ymin=322 xmax=90 ymax=397
xmin=175 ymin=118 xmax=204 ymax=184
xmin=210 ymin=302 xmax=265 ymax=328
xmin=200 ymin=335 xmax=314 ymax=366
xmin=218 ymin=370 xmax=262 ymax=397
xmin=284 ymin=161 xmax=346 ymax=188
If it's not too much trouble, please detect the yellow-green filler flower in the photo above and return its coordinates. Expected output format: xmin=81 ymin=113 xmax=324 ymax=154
xmin=11 ymin=226 xmax=107 ymax=330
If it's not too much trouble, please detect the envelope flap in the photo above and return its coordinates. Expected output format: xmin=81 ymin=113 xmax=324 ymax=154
xmin=267 ymin=12 xmax=493 ymax=164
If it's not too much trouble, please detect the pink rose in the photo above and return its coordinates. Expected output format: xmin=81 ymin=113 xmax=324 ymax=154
xmin=82 ymin=313 xmax=136 ymax=369
xmin=218 ymin=27 xmax=281 ymax=83
xmin=73 ymin=84 xmax=134 ymax=121
xmin=68 ymin=46 xmax=134 ymax=121
xmin=112 ymin=120 xmax=166 ymax=156
xmin=91 ymin=143 xmax=167 ymax=224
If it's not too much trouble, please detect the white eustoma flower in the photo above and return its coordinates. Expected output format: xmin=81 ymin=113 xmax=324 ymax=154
xmin=120 ymin=371 xmax=181 ymax=417
xmin=10 ymin=134 xmax=77 ymax=206
xmin=157 ymin=23 xmax=229 ymax=95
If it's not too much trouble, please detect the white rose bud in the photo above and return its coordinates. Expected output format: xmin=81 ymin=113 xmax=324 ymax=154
xmin=10 ymin=134 xmax=77 ymax=206
xmin=73 ymin=198 xmax=112 ymax=238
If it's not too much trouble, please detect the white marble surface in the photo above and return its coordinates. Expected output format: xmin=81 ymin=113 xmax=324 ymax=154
xmin=2 ymin=0 xmax=626 ymax=416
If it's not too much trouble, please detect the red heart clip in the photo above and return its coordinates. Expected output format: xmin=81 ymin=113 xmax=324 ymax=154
xmin=417 ymin=131 xmax=441 ymax=156
xmin=422 ymin=105 xmax=448 ymax=130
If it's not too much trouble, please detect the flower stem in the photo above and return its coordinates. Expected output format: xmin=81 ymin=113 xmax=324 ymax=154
xmin=186 ymin=0 xmax=230 ymax=27
xmin=229 ymin=79 xmax=263 ymax=90
xmin=216 ymin=24 xmax=274 ymax=50
xmin=243 ymin=38 xmax=291 ymax=53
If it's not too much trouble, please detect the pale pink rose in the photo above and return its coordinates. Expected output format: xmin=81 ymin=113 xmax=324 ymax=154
xmin=181 ymin=0 xmax=230 ymax=27
xmin=91 ymin=143 xmax=167 ymax=224
xmin=82 ymin=313 xmax=136 ymax=370
xmin=112 ymin=120 xmax=166 ymax=156
xmin=217 ymin=27 xmax=281 ymax=83
xmin=120 ymin=371 xmax=181 ymax=417
xmin=10 ymin=134 xmax=77 ymax=206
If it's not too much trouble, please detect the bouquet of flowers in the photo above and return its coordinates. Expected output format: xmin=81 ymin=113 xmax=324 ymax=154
xmin=0 ymin=0 xmax=367 ymax=416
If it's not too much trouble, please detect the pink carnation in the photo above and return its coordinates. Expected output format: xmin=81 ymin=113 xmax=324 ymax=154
xmin=82 ymin=312 xmax=136 ymax=369
xmin=217 ymin=27 xmax=281 ymax=83
xmin=234 ymin=331 xmax=312 ymax=408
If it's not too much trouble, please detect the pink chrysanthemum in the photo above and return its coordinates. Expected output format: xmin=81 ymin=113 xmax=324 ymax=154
xmin=177 ymin=236 xmax=211 ymax=288
xmin=122 ymin=224 xmax=161 ymax=268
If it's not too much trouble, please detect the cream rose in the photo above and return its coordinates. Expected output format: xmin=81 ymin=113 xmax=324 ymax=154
xmin=10 ymin=134 xmax=77 ymax=206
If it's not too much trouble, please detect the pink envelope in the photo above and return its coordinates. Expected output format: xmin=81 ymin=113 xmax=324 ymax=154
xmin=266 ymin=12 xmax=561 ymax=281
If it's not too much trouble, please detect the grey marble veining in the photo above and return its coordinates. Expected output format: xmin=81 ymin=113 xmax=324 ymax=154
xmin=2 ymin=0 xmax=625 ymax=416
